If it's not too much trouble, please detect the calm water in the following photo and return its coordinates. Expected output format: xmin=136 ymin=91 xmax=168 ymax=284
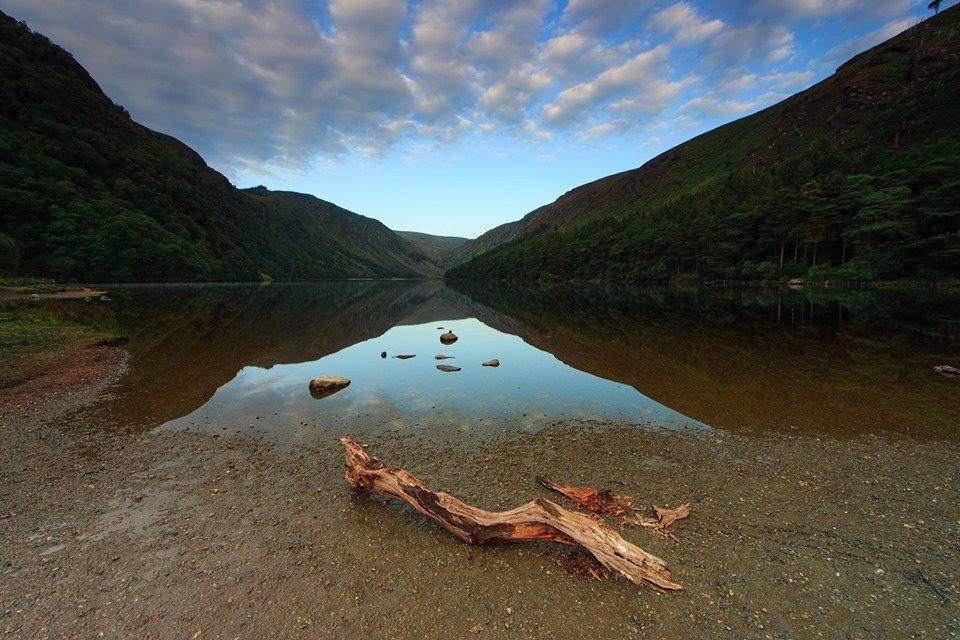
xmin=80 ymin=281 xmax=959 ymax=441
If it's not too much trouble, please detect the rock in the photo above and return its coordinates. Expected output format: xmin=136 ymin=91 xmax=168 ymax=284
xmin=436 ymin=365 xmax=461 ymax=372
xmin=308 ymin=376 xmax=351 ymax=399
xmin=100 ymin=296 xmax=110 ymax=301
xmin=380 ymin=351 xmax=387 ymax=358
xmin=440 ymin=330 xmax=458 ymax=345
xmin=482 ymin=359 xmax=500 ymax=367
xmin=933 ymin=365 xmax=960 ymax=378
xmin=394 ymin=354 xmax=416 ymax=359
xmin=435 ymin=355 xmax=455 ymax=360
xmin=787 ymin=278 xmax=805 ymax=287
xmin=29 ymin=293 xmax=40 ymax=300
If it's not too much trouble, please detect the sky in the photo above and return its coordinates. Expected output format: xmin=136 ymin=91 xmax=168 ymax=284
xmin=4 ymin=0 xmax=954 ymax=238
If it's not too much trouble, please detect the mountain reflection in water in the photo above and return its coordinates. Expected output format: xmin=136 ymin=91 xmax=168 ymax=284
xmin=82 ymin=281 xmax=958 ymax=441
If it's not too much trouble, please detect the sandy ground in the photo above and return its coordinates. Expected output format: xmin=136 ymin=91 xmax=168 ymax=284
xmin=1 ymin=347 xmax=958 ymax=639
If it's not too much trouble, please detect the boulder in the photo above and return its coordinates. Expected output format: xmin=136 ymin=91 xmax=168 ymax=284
xmin=436 ymin=365 xmax=461 ymax=372
xmin=309 ymin=376 xmax=351 ymax=399
xmin=394 ymin=354 xmax=416 ymax=359
xmin=435 ymin=354 xmax=455 ymax=360
xmin=380 ymin=351 xmax=387 ymax=358
xmin=440 ymin=330 xmax=458 ymax=345
xmin=482 ymin=359 xmax=500 ymax=367
xmin=934 ymin=365 xmax=960 ymax=378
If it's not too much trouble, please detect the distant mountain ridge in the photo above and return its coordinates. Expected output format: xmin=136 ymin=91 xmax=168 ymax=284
xmin=448 ymin=8 xmax=960 ymax=282
xmin=0 ymin=11 xmax=445 ymax=282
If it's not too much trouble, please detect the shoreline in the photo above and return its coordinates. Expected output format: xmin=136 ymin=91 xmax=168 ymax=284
xmin=0 ymin=286 xmax=108 ymax=300
xmin=1 ymin=344 xmax=957 ymax=638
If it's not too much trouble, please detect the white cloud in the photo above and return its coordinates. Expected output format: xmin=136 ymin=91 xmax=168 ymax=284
xmin=824 ymin=17 xmax=916 ymax=63
xmin=541 ymin=45 xmax=683 ymax=124
xmin=763 ymin=70 xmax=815 ymax=90
xmin=743 ymin=0 xmax=915 ymax=20
xmin=650 ymin=2 xmax=725 ymax=44
xmin=561 ymin=0 xmax=654 ymax=35
xmin=480 ymin=70 xmax=553 ymax=121
xmin=467 ymin=0 xmax=550 ymax=71
xmin=706 ymin=22 xmax=795 ymax=66
xmin=0 ymin=0 xmax=934 ymax=176
xmin=680 ymin=96 xmax=760 ymax=118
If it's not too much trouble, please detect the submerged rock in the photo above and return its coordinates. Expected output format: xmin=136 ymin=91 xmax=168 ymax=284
xmin=482 ymin=359 xmax=500 ymax=367
xmin=435 ymin=354 xmax=455 ymax=360
xmin=440 ymin=330 xmax=458 ymax=345
xmin=436 ymin=365 xmax=461 ymax=372
xmin=394 ymin=354 xmax=416 ymax=360
xmin=308 ymin=376 xmax=351 ymax=399
xmin=934 ymin=365 xmax=960 ymax=378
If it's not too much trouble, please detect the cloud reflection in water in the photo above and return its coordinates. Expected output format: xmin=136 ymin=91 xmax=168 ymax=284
xmin=160 ymin=317 xmax=703 ymax=441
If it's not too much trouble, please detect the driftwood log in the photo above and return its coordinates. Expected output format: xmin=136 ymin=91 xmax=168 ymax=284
xmin=537 ymin=476 xmax=634 ymax=515
xmin=538 ymin=477 xmax=690 ymax=536
xmin=340 ymin=437 xmax=682 ymax=590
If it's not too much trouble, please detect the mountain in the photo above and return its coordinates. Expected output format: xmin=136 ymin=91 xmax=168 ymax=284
xmin=396 ymin=231 xmax=470 ymax=265
xmin=448 ymin=8 xmax=960 ymax=283
xmin=0 ymin=11 xmax=435 ymax=282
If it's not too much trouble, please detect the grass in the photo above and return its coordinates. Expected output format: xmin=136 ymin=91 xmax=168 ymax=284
xmin=0 ymin=300 xmax=125 ymax=388
xmin=0 ymin=276 xmax=55 ymax=287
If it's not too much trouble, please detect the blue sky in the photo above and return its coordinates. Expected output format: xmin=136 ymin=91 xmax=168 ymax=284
xmin=4 ymin=0 xmax=953 ymax=238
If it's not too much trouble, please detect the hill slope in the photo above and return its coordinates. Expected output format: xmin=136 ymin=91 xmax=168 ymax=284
xmin=396 ymin=231 xmax=470 ymax=265
xmin=448 ymin=9 xmax=960 ymax=282
xmin=0 ymin=12 xmax=435 ymax=282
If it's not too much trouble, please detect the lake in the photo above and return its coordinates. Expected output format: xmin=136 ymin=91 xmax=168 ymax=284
xmin=80 ymin=281 xmax=959 ymax=442
xmin=14 ymin=280 xmax=960 ymax=639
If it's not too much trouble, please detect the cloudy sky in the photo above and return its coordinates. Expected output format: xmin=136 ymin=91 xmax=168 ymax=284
xmin=4 ymin=0 xmax=952 ymax=237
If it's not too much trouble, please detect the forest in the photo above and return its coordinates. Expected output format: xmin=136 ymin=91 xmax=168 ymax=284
xmin=447 ymin=138 xmax=959 ymax=284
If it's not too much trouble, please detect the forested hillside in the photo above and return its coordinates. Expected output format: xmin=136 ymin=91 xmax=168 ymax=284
xmin=448 ymin=8 xmax=960 ymax=284
xmin=0 ymin=12 xmax=436 ymax=282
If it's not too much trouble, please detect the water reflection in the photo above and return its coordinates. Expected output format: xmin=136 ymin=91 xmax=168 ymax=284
xmin=451 ymin=282 xmax=960 ymax=439
xmin=82 ymin=281 xmax=959 ymax=441
xmin=158 ymin=317 xmax=698 ymax=440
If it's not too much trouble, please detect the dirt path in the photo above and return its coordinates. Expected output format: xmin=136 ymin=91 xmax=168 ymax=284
xmin=1 ymin=350 xmax=958 ymax=639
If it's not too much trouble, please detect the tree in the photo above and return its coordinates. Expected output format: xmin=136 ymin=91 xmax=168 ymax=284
xmin=0 ymin=232 xmax=19 ymax=273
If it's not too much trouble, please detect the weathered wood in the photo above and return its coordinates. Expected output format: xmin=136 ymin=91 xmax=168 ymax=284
xmin=539 ymin=477 xmax=691 ymax=538
xmin=340 ymin=437 xmax=682 ymax=590
xmin=624 ymin=504 xmax=692 ymax=535
xmin=537 ymin=477 xmax=633 ymax=516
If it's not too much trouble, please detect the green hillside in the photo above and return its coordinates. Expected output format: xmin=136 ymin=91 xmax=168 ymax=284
xmin=448 ymin=8 xmax=960 ymax=284
xmin=0 ymin=12 xmax=434 ymax=282
xmin=396 ymin=231 xmax=470 ymax=264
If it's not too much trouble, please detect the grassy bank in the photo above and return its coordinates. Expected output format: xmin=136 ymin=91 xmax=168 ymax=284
xmin=0 ymin=300 xmax=124 ymax=388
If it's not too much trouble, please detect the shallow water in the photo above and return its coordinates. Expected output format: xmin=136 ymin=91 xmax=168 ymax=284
xmin=80 ymin=281 xmax=959 ymax=441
